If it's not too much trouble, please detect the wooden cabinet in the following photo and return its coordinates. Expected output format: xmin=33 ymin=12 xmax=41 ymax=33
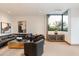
xmin=48 ymin=34 xmax=65 ymax=42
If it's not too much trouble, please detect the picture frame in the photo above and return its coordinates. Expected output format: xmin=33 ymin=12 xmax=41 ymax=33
xmin=18 ymin=21 xmax=26 ymax=33
xmin=1 ymin=22 xmax=11 ymax=34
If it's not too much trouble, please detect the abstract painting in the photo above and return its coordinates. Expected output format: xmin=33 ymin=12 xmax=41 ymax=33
xmin=1 ymin=22 xmax=11 ymax=33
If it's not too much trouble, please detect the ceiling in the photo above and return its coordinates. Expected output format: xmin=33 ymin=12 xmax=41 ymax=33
xmin=0 ymin=3 xmax=79 ymax=16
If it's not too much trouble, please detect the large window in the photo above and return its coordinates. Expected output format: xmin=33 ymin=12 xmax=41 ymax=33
xmin=48 ymin=14 xmax=68 ymax=31
xmin=63 ymin=15 xmax=68 ymax=31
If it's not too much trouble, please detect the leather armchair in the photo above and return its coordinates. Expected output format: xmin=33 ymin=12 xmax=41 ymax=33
xmin=24 ymin=35 xmax=45 ymax=56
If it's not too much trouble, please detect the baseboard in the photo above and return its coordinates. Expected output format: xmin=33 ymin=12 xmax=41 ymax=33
xmin=65 ymin=41 xmax=71 ymax=45
xmin=65 ymin=41 xmax=79 ymax=46
xmin=70 ymin=44 xmax=79 ymax=46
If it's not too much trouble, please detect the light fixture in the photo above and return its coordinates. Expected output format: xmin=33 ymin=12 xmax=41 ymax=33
xmin=54 ymin=9 xmax=62 ymax=11
xmin=7 ymin=11 xmax=11 ymax=14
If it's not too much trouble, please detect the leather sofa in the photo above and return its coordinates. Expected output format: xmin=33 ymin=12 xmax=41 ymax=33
xmin=24 ymin=35 xmax=45 ymax=56
xmin=0 ymin=34 xmax=15 ymax=48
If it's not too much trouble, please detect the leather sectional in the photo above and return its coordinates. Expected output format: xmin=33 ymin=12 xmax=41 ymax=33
xmin=0 ymin=34 xmax=16 ymax=48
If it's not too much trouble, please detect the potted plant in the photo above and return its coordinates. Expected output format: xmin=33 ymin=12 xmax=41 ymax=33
xmin=54 ymin=30 xmax=58 ymax=35
xmin=53 ymin=21 xmax=59 ymax=35
xmin=54 ymin=24 xmax=58 ymax=35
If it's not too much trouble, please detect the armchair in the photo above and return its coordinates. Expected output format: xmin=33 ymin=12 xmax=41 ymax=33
xmin=24 ymin=35 xmax=45 ymax=56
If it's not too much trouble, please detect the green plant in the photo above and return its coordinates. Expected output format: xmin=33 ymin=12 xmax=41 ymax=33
xmin=48 ymin=21 xmax=68 ymax=31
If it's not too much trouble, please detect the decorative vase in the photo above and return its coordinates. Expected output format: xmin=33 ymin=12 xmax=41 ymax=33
xmin=54 ymin=30 xmax=58 ymax=35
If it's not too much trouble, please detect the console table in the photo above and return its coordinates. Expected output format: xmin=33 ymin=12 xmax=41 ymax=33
xmin=48 ymin=34 xmax=65 ymax=42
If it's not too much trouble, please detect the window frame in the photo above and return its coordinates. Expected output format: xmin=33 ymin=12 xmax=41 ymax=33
xmin=47 ymin=14 xmax=68 ymax=31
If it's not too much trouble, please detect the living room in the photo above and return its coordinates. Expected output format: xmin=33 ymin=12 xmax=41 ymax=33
xmin=0 ymin=3 xmax=79 ymax=56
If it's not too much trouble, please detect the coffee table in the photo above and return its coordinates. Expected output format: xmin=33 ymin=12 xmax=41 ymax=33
xmin=8 ymin=40 xmax=24 ymax=49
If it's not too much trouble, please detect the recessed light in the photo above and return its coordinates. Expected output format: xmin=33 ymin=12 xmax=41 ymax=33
xmin=54 ymin=9 xmax=62 ymax=11
xmin=39 ymin=11 xmax=42 ymax=13
xmin=7 ymin=11 xmax=11 ymax=13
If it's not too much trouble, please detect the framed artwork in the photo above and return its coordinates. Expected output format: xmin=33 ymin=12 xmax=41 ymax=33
xmin=1 ymin=22 xmax=11 ymax=33
xmin=18 ymin=21 xmax=26 ymax=33
xmin=0 ymin=22 xmax=1 ymax=33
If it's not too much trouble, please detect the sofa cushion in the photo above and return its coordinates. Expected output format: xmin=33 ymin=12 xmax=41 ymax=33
xmin=33 ymin=35 xmax=44 ymax=42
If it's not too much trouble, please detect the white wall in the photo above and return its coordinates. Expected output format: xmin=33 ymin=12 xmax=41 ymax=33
xmin=11 ymin=17 xmax=26 ymax=33
xmin=0 ymin=12 xmax=12 ymax=36
xmin=27 ymin=15 xmax=46 ymax=36
xmin=64 ymin=10 xmax=71 ymax=44
xmin=12 ymin=15 xmax=46 ymax=37
xmin=0 ymin=13 xmax=10 ymax=22
xmin=70 ymin=8 xmax=79 ymax=44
